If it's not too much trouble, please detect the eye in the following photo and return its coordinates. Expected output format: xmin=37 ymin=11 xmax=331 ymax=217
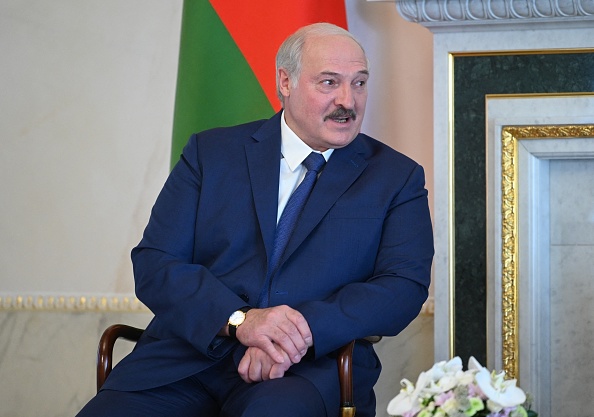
xmin=354 ymin=80 xmax=366 ymax=87
xmin=321 ymin=79 xmax=336 ymax=86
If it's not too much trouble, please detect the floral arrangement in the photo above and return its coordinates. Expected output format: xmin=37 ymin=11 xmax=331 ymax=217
xmin=387 ymin=356 xmax=537 ymax=417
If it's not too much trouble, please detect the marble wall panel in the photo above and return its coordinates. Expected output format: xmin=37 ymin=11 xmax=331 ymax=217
xmin=550 ymin=159 xmax=594 ymax=246
xmin=549 ymin=159 xmax=594 ymax=417
xmin=0 ymin=311 xmax=153 ymax=417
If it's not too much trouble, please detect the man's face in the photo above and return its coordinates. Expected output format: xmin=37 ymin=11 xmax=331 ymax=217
xmin=279 ymin=34 xmax=369 ymax=152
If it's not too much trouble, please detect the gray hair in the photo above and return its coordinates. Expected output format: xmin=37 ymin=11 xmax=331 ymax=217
xmin=275 ymin=23 xmax=368 ymax=105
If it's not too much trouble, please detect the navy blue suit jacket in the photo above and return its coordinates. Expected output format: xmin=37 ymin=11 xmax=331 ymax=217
xmin=103 ymin=112 xmax=434 ymax=416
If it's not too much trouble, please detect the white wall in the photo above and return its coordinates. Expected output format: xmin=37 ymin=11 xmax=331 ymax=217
xmin=1 ymin=0 xmax=182 ymax=297
xmin=0 ymin=1 xmax=434 ymax=416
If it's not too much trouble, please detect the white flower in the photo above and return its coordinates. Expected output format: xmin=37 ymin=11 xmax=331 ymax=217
xmin=424 ymin=357 xmax=464 ymax=394
xmin=469 ymin=356 xmax=526 ymax=410
xmin=430 ymin=357 xmax=463 ymax=381
xmin=414 ymin=369 xmax=436 ymax=393
xmin=467 ymin=356 xmax=482 ymax=371
xmin=387 ymin=378 xmax=422 ymax=416
xmin=387 ymin=365 xmax=449 ymax=416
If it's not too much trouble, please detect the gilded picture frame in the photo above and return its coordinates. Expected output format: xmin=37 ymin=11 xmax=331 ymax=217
xmin=500 ymin=123 xmax=594 ymax=378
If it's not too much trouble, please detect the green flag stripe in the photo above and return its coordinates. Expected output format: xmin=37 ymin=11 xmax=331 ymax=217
xmin=171 ymin=1 xmax=274 ymax=167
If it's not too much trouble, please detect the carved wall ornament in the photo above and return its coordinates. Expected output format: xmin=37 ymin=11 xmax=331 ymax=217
xmin=396 ymin=0 xmax=594 ymax=29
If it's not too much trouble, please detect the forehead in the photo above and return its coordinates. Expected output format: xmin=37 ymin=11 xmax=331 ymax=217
xmin=301 ymin=35 xmax=368 ymax=76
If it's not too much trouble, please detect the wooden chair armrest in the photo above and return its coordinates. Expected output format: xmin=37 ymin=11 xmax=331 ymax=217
xmin=96 ymin=324 xmax=144 ymax=392
xmin=96 ymin=324 xmax=381 ymax=417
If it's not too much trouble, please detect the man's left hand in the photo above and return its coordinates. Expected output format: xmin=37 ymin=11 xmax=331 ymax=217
xmin=237 ymin=344 xmax=292 ymax=383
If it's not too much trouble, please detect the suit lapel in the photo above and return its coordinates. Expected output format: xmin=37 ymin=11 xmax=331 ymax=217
xmin=281 ymin=138 xmax=368 ymax=265
xmin=245 ymin=114 xmax=282 ymax=262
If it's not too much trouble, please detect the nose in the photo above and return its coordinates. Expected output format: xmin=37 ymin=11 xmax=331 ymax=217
xmin=334 ymin=84 xmax=355 ymax=109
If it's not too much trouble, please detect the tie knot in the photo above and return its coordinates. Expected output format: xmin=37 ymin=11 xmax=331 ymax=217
xmin=302 ymin=152 xmax=326 ymax=173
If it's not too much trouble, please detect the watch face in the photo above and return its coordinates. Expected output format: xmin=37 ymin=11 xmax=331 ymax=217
xmin=228 ymin=310 xmax=246 ymax=326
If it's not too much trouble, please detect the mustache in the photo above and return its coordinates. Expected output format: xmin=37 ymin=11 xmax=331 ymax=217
xmin=324 ymin=107 xmax=357 ymax=121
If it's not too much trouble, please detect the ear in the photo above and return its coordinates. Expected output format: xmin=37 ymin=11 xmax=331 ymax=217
xmin=278 ymin=68 xmax=291 ymax=98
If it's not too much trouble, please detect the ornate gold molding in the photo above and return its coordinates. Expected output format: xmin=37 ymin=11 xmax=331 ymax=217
xmin=0 ymin=293 xmax=148 ymax=312
xmin=501 ymin=124 xmax=594 ymax=378
xmin=0 ymin=292 xmax=435 ymax=315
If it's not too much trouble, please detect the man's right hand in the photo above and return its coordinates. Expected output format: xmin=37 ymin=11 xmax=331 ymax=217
xmin=235 ymin=305 xmax=313 ymax=364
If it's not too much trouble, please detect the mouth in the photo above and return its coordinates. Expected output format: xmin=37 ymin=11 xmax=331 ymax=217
xmin=324 ymin=108 xmax=357 ymax=124
xmin=332 ymin=116 xmax=350 ymax=124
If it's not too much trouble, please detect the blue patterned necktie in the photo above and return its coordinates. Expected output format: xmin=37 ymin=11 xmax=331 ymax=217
xmin=257 ymin=152 xmax=326 ymax=307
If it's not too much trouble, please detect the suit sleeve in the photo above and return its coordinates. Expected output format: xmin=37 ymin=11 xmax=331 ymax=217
xmin=131 ymin=135 xmax=248 ymax=357
xmin=297 ymin=164 xmax=434 ymax=358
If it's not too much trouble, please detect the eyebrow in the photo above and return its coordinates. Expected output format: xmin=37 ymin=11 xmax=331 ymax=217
xmin=319 ymin=70 xmax=370 ymax=77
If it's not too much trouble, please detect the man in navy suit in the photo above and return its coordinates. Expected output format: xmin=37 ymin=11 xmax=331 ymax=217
xmin=77 ymin=23 xmax=433 ymax=417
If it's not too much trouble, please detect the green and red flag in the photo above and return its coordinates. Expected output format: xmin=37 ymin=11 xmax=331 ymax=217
xmin=170 ymin=0 xmax=347 ymax=167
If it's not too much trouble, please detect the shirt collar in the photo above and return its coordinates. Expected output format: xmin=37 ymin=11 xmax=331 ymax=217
xmin=280 ymin=111 xmax=333 ymax=172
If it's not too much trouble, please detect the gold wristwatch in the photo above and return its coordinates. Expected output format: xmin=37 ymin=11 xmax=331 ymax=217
xmin=228 ymin=307 xmax=252 ymax=338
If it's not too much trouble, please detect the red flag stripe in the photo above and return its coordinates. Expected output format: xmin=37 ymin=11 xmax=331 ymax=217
xmin=209 ymin=0 xmax=347 ymax=109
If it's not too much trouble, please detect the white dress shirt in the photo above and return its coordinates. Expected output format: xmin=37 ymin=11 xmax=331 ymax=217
xmin=278 ymin=111 xmax=333 ymax=223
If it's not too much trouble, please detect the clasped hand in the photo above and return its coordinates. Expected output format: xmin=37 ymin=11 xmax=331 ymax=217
xmin=235 ymin=305 xmax=313 ymax=383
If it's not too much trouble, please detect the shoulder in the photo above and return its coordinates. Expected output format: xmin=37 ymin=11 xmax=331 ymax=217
xmin=172 ymin=115 xmax=280 ymax=173
xmin=192 ymin=118 xmax=270 ymax=146
xmin=202 ymin=118 xmax=269 ymax=137
xmin=182 ymin=112 xmax=282 ymax=152
xmin=350 ymin=133 xmax=428 ymax=202
xmin=354 ymin=133 xmax=421 ymax=172
xmin=176 ymin=116 xmax=276 ymax=162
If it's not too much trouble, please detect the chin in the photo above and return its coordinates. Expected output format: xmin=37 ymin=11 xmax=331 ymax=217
xmin=325 ymin=137 xmax=357 ymax=149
